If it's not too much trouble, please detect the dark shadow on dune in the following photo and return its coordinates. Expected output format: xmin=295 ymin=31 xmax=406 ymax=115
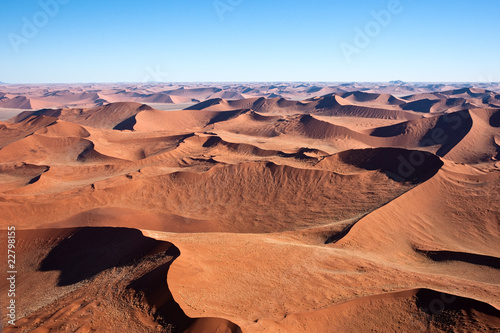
xmin=114 ymin=115 xmax=137 ymax=130
xmin=38 ymin=227 xmax=242 ymax=332
xmin=250 ymin=97 xmax=267 ymax=110
xmin=281 ymin=147 xmax=318 ymax=161
xmin=126 ymin=246 xmax=197 ymax=331
xmin=202 ymin=135 xmax=224 ymax=148
xmin=369 ymin=120 xmax=414 ymax=138
xmin=129 ymin=242 xmax=242 ymax=332
xmin=415 ymin=288 xmax=500 ymax=319
xmin=289 ymin=287 xmax=500 ymax=330
xmin=490 ymin=110 xmax=500 ymax=127
xmin=416 ymin=249 xmax=500 ymax=269
xmin=370 ymin=110 xmax=473 ymax=158
xmin=206 ymin=109 xmax=247 ymax=126
xmin=420 ymin=110 xmax=473 ymax=157
xmin=26 ymin=166 xmax=50 ymax=185
xmin=325 ymin=148 xmax=443 ymax=244
xmin=76 ymin=141 xmax=96 ymax=162
xmin=401 ymin=98 xmax=436 ymax=112
xmin=27 ymin=174 xmax=42 ymax=184
xmin=39 ymin=227 xmax=163 ymax=286
xmin=13 ymin=108 xmax=63 ymax=123
xmin=127 ymin=246 xmax=242 ymax=332
xmin=314 ymin=95 xmax=341 ymax=110
xmin=202 ymin=135 xmax=316 ymax=161
xmin=325 ymin=224 xmax=355 ymax=245
xmin=335 ymin=148 xmax=444 ymax=184
xmin=185 ymin=98 xmax=223 ymax=110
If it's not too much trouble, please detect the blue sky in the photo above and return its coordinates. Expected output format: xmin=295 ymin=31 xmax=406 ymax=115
xmin=0 ymin=0 xmax=499 ymax=83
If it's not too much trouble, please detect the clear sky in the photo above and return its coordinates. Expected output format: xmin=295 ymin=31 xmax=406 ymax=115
xmin=0 ymin=0 xmax=499 ymax=83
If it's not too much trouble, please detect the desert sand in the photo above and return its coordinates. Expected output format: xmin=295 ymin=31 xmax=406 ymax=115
xmin=0 ymin=82 xmax=499 ymax=332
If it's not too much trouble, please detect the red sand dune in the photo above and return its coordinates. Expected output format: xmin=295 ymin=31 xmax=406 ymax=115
xmin=0 ymin=84 xmax=499 ymax=332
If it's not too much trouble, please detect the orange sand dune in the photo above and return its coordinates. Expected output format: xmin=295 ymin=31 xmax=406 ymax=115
xmin=145 ymin=226 xmax=499 ymax=332
xmin=0 ymin=115 xmax=58 ymax=148
xmin=333 ymin=165 xmax=500 ymax=258
xmin=249 ymin=288 xmax=500 ymax=332
xmin=11 ymin=102 xmax=154 ymax=130
xmin=0 ymin=85 xmax=499 ymax=332
xmin=0 ymin=228 xmax=241 ymax=333
xmin=0 ymin=153 xmax=429 ymax=232
xmin=444 ymin=108 xmax=500 ymax=163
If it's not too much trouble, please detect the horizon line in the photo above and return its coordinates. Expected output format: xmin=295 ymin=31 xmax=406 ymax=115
xmin=1 ymin=81 xmax=499 ymax=85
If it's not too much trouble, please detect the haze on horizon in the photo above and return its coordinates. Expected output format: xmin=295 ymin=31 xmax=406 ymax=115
xmin=1 ymin=0 xmax=499 ymax=83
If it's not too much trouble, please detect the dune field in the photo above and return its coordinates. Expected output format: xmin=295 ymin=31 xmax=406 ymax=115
xmin=0 ymin=83 xmax=499 ymax=332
